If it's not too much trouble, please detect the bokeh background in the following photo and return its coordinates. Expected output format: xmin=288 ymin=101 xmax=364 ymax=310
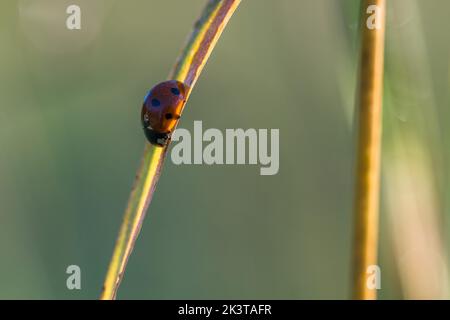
xmin=0 ymin=0 xmax=449 ymax=299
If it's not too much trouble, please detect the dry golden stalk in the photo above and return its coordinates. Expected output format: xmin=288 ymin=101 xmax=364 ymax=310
xmin=351 ymin=0 xmax=386 ymax=300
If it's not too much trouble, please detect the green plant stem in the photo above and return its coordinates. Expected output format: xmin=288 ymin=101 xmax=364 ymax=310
xmin=100 ymin=0 xmax=242 ymax=300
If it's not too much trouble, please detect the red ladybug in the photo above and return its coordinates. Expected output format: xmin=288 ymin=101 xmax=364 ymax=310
xmin=141 ymin=80 xmax=188 ymax=146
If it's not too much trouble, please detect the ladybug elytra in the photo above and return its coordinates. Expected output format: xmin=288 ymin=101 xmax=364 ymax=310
xmin=141 ymin=80 xmax=188 ymax=146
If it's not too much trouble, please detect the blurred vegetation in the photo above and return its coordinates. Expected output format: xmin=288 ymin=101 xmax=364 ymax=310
xmin=0 ymin=0 xmax=449 ymax=299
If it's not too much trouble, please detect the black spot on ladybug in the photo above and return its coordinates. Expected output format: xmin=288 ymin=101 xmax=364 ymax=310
xmin=171 ymin=87 xmax=180 ymax=95
xmin=165 ymin=113 xmax=173 ymax=120
xmin=151 ymin=98 xmax=161 ymax=107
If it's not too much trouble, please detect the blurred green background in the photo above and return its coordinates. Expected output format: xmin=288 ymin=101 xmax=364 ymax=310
xmin=0 ymin=0 xmax=449 ymax=299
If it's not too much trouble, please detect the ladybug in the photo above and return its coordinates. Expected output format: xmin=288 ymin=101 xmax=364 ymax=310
xmin=141 ymin=80 xmax=188 ymax=146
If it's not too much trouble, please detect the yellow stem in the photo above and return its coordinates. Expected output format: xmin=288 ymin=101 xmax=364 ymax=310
xmin=352 ymin=0 xmax=386 ymax=300
xmin=100 ymin=0 xmax=242 ymax=300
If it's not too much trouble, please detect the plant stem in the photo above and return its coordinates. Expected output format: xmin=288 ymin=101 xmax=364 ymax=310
xmin=100 ymin=0 xmax=242 ymax=300
xmin=351 ymin=0 xmax=386 ymax=300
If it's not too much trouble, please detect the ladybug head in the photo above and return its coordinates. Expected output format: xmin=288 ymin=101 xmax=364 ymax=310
xmin=143 ymin=127 xmax=171 ymax=147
